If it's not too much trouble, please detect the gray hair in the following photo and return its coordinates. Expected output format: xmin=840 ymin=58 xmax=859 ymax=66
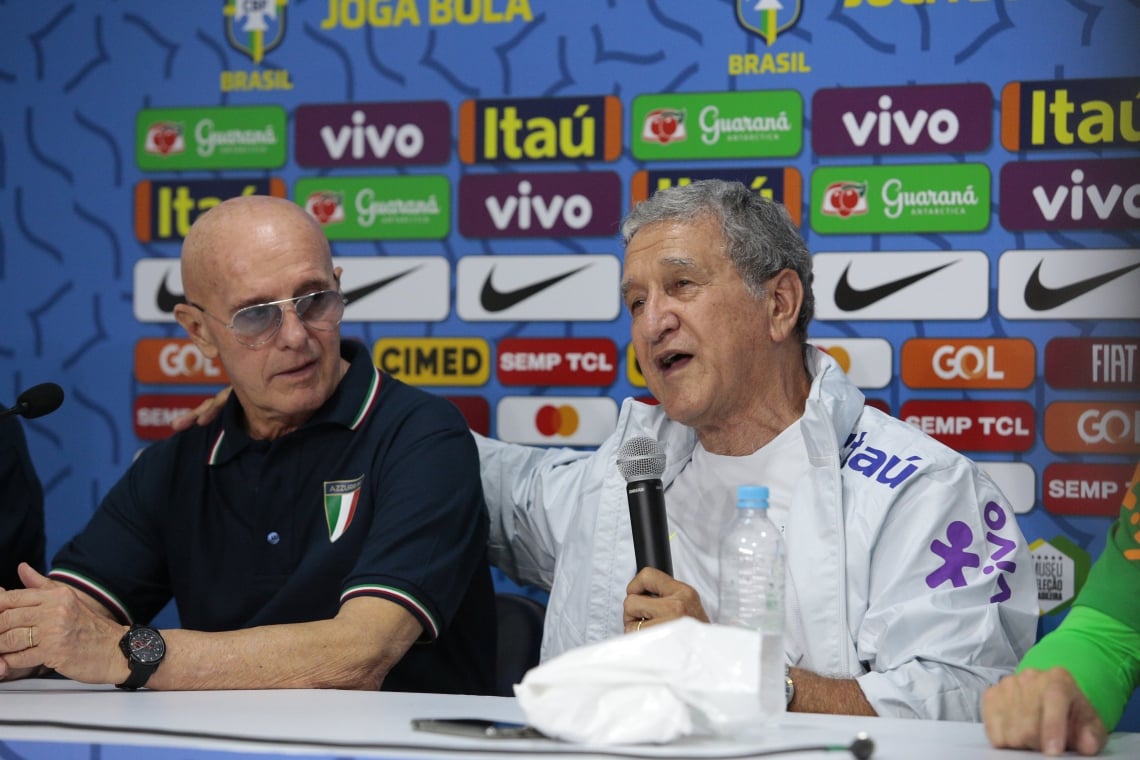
xmin=620 ymin=179 xmax=814 ymax=342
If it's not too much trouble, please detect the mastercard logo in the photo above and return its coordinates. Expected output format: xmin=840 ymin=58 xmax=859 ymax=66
xmin=497 ymin=396 xmax=618 ymax=446
xmin=535 ymin=404 xmax=580 ymax=436
xmin=819 ymin=345 xmax=852 ymax=373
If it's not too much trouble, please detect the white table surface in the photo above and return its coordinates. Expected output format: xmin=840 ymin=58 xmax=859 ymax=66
xmin=1 ymin=679 xmax=1137 ymax=759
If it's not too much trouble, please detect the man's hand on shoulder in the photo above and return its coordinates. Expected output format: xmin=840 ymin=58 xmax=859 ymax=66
xmin=983 ymin=667 xmax=1107 ymax=756
xmin=170 ymin=387 xmax=231 ymax=432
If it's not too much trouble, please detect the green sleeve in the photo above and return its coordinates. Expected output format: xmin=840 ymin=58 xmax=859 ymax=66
xmin=1017 ymin=508 xmax=1140 ymax=731
xmin=1018 ymin=606 xmax=1140 ymax=731
xmin=1077 ymin=516 xmax=1140 ymax=632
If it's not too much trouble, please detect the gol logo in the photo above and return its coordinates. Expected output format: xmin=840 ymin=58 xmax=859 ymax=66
xmin=902 ymin=339 xmax=1034 ymax=389
xmin=135 ymin=339 xmax=228 ymax=384
xmin=535 ymin=404 xmax=579 ymax=437
xmin=1045 ymin=403 xmax=1140 ymax=454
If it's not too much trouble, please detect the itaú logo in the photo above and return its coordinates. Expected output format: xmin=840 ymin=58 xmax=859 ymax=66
xmin=1078 ymin=408 xmax=1140 ymax=445
xmin=933 ymin=345 xmax=1004 ymax=381
xmin=535 ymin=404 xmax=579 ymax=437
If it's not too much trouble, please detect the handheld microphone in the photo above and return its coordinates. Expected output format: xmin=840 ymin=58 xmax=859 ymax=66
xmin=0 ymin=382 xmax=65 ymax=420
xmin=616 ymin=436 xmax=672 ymax=575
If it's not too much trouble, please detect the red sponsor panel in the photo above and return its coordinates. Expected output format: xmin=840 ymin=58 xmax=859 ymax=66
xmin=1045 ymin=402 xmax=1140 ymax=454
xmin=443 ymin=395 xmax=490 ymax=436
xmin=900 ymin=400 xmax=1035 ymax=452
xmin=1045 ymin=337 xmax=1140 ymax=390
xmin=1043 ymin=462 xmax=1137 ymax=516
xmin=497 ymin=338 xmax=618 ymax=386
xmin=865 ymin=399 xmax=890 ymax=415
xmin=134 ymin=394 xmax=214 ymax=440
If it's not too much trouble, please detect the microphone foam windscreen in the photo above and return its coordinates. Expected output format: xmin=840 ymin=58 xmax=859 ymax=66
xmin=18 ymin=382 xmax=64 ymax=419
xmin=616 ymin=436 xmax=666 ymax=482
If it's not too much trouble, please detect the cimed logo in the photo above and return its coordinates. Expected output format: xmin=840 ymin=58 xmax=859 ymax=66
xmin=224 ymin=0 xmax=288 ymax=64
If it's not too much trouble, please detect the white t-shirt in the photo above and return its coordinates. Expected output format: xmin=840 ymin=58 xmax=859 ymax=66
xmin=666 ymin=419 xmax=807 ymax=662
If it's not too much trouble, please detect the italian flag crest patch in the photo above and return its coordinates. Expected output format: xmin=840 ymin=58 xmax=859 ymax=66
xmin=323 ymin=475 xmax=364 ymax=543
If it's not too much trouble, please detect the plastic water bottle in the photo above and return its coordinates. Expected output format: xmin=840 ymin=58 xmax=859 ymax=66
xmin=719 ymin=485 xmax=786 ymax=723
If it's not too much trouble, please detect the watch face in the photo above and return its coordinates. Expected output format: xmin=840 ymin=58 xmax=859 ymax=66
xmin=128 ymin=627 xmax=166 ymax=664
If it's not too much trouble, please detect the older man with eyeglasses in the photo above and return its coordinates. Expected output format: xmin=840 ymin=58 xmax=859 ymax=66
xmin=0 ymin=195 xmax=497 ymax=695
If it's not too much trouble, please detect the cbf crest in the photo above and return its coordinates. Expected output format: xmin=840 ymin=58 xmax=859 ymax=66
xmin=224 ymin=0 xmax=288 ymax=64
xmin=735 ymin=0 xmax=802 ymax=47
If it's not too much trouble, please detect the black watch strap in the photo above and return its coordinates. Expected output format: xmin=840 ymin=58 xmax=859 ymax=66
xmin=117 ymin=624 xmax=165 ymax=691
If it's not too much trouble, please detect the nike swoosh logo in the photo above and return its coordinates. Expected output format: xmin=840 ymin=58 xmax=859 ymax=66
xmin=156 ymin=272 xmax=186 ymax=313
xmin=343 ymin=266 xmax=422 ymax=306
xmin=480 ymin=264 xmax=590 ymax=312
xmin=1024 ymin=260 xmax=1140 ymax=311
xmin=834 ymin=260 xmax=957 ymax=311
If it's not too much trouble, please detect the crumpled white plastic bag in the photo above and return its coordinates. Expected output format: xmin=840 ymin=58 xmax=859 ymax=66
xmin=514 ymin=617 xmax=761 ymax=745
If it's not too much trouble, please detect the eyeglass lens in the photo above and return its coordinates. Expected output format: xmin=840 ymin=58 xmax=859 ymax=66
xmin=231 ymin=290 xmax=345 ymax=344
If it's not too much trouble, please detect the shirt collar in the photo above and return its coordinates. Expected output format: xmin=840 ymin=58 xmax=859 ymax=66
xmin=207 ymin=340 xmax=381 ymax=465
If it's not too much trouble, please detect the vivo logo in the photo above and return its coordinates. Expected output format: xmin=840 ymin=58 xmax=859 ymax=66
xmin=1033 ymin=169 xmax=1140 ymax=222
xmin=842 ymin=95 xmax=960 ymax=148
xmin=1000 ymin=159 xmax=1140 ymax=231
xmin=812 ymin=83 xmax=989 ymax=156
xmin=320 ymin=111 xmax=425 ymax=160
xmin=458 ymin=171 xmax=620 ymax=238
xmin=485 ymin=180 xmax=593 ymax=231
xmin=295 ymin=101 xmax=450 ymax=167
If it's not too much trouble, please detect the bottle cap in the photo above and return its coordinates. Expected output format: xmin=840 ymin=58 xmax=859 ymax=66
xmin=736 ymin=485 xmax=769 ymax=509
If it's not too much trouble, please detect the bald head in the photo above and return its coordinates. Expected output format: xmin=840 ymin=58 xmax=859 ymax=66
xmin=181 ymin=195 xmax=331 ymax=305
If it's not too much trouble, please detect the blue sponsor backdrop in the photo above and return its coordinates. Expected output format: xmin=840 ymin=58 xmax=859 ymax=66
xmin=1 ymin=0 xmax=1137 ymax=721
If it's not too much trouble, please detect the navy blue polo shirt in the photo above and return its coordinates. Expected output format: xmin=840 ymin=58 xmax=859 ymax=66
xmin=52 ymin=341 xmax=496 ymax=695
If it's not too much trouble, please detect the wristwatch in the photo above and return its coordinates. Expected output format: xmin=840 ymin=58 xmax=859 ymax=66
xmin=117 ymin=624 xmax=166 ymax=690
xmin=785 ymin=667 xmax=795 ymax=707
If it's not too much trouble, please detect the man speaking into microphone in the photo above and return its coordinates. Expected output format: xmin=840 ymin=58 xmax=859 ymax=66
xmin=476 ymin=180 xmax=1037 ymax=721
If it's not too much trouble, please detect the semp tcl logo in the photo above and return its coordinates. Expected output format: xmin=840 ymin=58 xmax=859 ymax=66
xmin=135 ymin=339 xmax=228 ymax=384
xmin=134 ymin=394 xmax=215 ymax=440
xmin=1043 ymin=462 xmax=1136 ymax=516
xmin=1045 ymin=403 xmax=1140 ymax=454
xmin=497 ymin=338 xmax=618 ymax=386
xmin=901 ymin=400 xmax=1035 ymax=452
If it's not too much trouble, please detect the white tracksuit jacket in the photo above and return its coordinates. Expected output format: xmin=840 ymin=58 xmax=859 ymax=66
xmin=477 ymin=347 xmax=1038 ymax=720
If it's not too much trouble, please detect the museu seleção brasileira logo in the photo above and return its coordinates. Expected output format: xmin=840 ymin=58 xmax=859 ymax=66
xmin=735 ymin=0 xmax=802 ymax=46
